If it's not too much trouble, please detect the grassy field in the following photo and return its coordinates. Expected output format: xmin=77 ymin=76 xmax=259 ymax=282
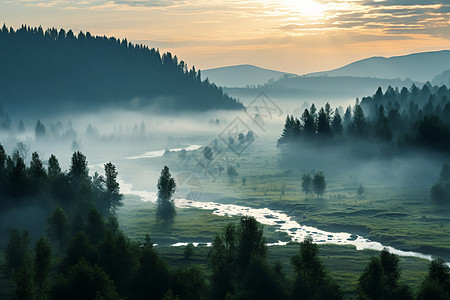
xmin=113 ymin=137 xmax=448 ymax=298
xmin=116 ymin=195 xmax=290 ymax=245
xmin=131 ymin=139 xmax=450 ymax=259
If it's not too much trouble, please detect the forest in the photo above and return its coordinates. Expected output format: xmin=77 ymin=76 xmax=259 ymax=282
xmin=278 ymin=83 xmax=450 ymax=153
xmin=0 ymin=25 xmax=243 ymax=115
xmin=0 ymin=146 xmax=449 ymax=299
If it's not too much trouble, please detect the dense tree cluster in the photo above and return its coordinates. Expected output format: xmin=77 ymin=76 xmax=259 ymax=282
xmin=278 ymin=84 xmax=450 ymax=153
xmin=209 ymin=218 xmax=341 ymax=299
xmin=0 ymin=24 xmax=243 ymax=113
xmin=0 ymin=143 xmax=123 ymax=244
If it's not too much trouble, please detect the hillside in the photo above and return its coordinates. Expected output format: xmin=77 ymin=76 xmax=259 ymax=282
xmin=202 ymin=64 xmax=296 ymax=88
xmin=0 ymin=25 xmax=243 ymax=115
xmin=305 ymin=50 xmax=450 ymax=82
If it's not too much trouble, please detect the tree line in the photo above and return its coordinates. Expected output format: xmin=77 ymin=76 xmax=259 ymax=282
xmin=0 ymin=143 xmax=123 ymax=245
xmin=0 ymin=24 xmax=243 ymax=113
xmin=278 ymin=84 xmax=450 ymax=153
xmin=5 ymin=211 xmax=450 ymax=299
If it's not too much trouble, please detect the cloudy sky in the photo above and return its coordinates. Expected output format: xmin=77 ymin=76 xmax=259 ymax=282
xmin=2 ymin=0 xmax=450 ymax=74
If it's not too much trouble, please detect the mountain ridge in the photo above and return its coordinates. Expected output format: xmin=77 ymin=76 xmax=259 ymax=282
xmin=202 ymin=64 xmax=296 ymax=88
xmin=304 ymin=50 xmax=450 ymax=82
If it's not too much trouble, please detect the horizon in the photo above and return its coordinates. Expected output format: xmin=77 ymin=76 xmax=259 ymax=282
xmin=2 ymin=0 xmax=450 ymax=74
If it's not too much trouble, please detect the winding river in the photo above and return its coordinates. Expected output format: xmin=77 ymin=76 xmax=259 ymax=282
xmin=98 ymin=146 xmax=450 ymax=266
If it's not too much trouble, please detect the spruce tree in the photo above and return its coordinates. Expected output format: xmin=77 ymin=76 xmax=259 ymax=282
xmin=156 ymin=166 xmax=176 ymax=222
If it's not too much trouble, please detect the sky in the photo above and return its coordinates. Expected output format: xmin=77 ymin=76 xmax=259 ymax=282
xmin=2 ymin=0 xmax=450 ymax=74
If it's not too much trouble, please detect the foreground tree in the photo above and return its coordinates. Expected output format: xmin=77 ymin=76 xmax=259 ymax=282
xmin=417 ymin=258 xmax=450 ymax=299
xmin=358 ymin=248 xmax=412 ymax=299
xmin=157 ymin=166 xmax=176 ymax=222
xmin=291 ymin=235 xmax=342 ymax=299
xmin=50 ymin=258 xmax=121 ymax=300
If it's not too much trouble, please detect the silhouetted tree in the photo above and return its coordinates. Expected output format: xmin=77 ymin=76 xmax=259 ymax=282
xmin=103 ymin=162 xmax=123 ymax=215
xmin=350 ymin=102 xmax=366 ymax=136
xmin=417 ymin=258 xmax=450 ymax=300
xmin=68 ymin=151 xmax=89 ymax=185
xmin=301 ymin=109 xmax=315 ymax=136
xmin=312 ymin=172 xmax=326 ymax=198
xmin=317 ymin=107 xmax=332 ymax=137
xmin=291 ymin=235 xmax=342 ymax=299
xmin=237 ymin=216 xmax=267 ymax=276
xmin=156 ymin=166 xmax=176 ymax=222
xmin=331 ymin=109 xmax=343 ymax=135
xmin=358 ymin=248 xmax=412 ymax=300
xmin=48 ymin=154 xmax=62 ymax=177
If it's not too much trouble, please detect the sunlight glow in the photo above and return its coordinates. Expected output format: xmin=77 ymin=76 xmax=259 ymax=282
xmin=277 ymin=0 xmax=326 ymax=17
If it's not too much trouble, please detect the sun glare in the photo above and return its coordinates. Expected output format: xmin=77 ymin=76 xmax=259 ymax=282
xmin=278 ymin=0 xmax=326 ymax=17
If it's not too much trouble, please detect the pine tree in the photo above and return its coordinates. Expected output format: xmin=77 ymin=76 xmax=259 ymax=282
xmin=317 ymin=108 xmax=332 ymax=137
xmin=331 ymin=109 xmax=343 ymax=135
xmin=104 ymin=162 xmax=123 ymax=215
xmin=157 ymin=166 xmax=176 ymax=222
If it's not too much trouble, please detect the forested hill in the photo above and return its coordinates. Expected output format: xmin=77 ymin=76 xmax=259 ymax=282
xmin=0 ymin=25 xmax=243 ymax=114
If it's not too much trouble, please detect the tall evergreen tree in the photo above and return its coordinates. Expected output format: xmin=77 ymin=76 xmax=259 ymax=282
xmin=156 ymin=166 xmax=176 ymax=222
xmin=317 ymin=107 xmax=332 ymax=137
xmin=103 ymin=162 xmax=123 ymax=215
xmin=331 ymin=108 xmax=343 ymax=135
xmin=301 ymin=109 xmax=315 ymax=137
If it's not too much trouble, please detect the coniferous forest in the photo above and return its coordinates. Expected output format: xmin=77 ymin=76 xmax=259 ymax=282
xmin=0 ymin=25 xmax=243 ymax=115
xmin=278 ymin=83 xmax=450 ymax=153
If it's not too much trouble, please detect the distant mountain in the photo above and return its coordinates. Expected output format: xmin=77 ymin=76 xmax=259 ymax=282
xmin=224 ymin=75 xmax=424 ymax=112
xmin=305 ymin=50 xmax=450 ymax=82
xmin=0 ymin=25 xmax=243 ymax=116
xmin=432 ymin=69 xmax=450 ymax=86
xmin=202 ymin=65 xmax=296 ymax=88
